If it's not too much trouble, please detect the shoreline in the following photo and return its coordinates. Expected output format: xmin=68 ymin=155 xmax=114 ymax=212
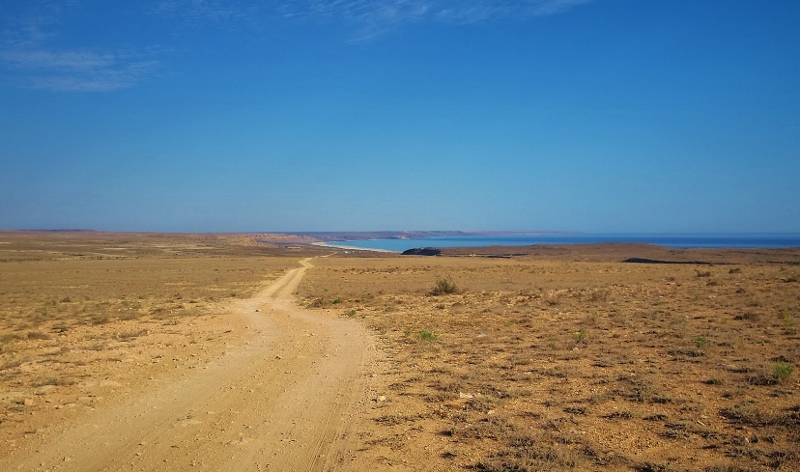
xmin=310 ymin=241 xmax=396 ymax=253
xmin=309 ymin=234 xmax=800 ymax=253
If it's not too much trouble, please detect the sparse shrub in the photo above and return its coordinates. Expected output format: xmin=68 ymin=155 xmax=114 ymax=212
xmin=52 ymin=322 xmax=69 ymax=333
xmin=693 ymin=336 xmax=708 ymax=349
xmin=27 ymin=331 xmax=51 ymax=340
xmin=773 ymin=362 xmax=795 ymax=383
xmin=34 ymin=376 xmax=76 ymax=387
xmin=735 ymin=312 xmax=759 ymax=321
xmin=696 ymin=270 xmax=712 ymax=277
xmin=476 ymin=435 xmax=583 ymax=470
xmin=117 ymin=328 xmax=148 ymax=341
xmin=589 ymin=288 xmax=610 ymax=302
xmin=306 ymin=297 xmax=326 ymax=308
xmin=419 ymin=329 xmax=438 ymax=341
xmin=573 ymin=330 xmax=588 ymax=344
xmin=442 ymin=449 xmax=458 ymax=458
xmin=783 ymin=318 xmax=797 ymax=334
xmin=428 ymin=277 xmax=461 ymax=296
xmin=703 ymin=378 xmax=724 ymax=385
xmin=604 ymin=410 xmax=634 ymax=419
xmin=644 ymin=413 xmax=668 ymax=421
xmin=636 ymin=461 xmax=679 ymax=472
xmin=118 ymin=310 xmax=141 ymax=321
xmin=721 ymin=401 xmax=770 ymax=426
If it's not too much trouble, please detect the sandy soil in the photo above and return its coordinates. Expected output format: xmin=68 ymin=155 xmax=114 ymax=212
xmin=0 ymin=259 xmax=375 ymax=472
xmin=3 ymin=232 xmax=798 ymax=471
xmin=297 ymin=254 xmax=800 ymax=471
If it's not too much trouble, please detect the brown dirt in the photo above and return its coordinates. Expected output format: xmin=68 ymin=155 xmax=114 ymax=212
xmin=0 ymin=234 xmax=373 ymax=471
xmin=298 ymin=252 xmax=800 ymax=472
xmin=2 ymin=232 xmax=799 ymax=471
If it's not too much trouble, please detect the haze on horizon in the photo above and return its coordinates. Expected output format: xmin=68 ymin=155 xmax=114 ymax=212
xmin=1 ymin=1 xmax=798 ymax=234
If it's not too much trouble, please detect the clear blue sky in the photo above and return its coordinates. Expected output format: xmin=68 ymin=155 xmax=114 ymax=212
xmin=1 ymin=0 xmax=798 ymax=233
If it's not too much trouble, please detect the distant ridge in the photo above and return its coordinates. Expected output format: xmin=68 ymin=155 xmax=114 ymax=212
xmin=288 ymin=231 xmax=576 ymax=242
xmin=5 ymin=229 xmax=98 ymax=233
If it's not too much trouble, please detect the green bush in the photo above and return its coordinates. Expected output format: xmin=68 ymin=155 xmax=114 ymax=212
xmin=419 ymin=329 xmax=439 ymax=341
xmin=773 ymin=362 xmax=795 ymax=383
xmin=693 ymin=336 xmax=708 ymax=349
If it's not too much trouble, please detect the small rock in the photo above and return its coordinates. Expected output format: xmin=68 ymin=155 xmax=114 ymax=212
xmin=377 ymin=396 xmax=387 ymax=403
xmin=23 ymin=398 xmax=34 ymax=406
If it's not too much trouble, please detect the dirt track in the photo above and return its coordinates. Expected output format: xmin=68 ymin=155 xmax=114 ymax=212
xmin=0 ymin=259 xmax=375 ymax=471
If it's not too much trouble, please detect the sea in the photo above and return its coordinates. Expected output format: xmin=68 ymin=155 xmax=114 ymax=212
xmin=329 ymin=234 xmax=800 ymax=253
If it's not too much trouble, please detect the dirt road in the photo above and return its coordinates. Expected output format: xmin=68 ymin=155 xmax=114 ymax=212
xmin=1 ymin=259 xmax=375 ymax=471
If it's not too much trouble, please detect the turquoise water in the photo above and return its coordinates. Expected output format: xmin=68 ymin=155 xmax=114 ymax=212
xmin=331 ymin=234 xmax=800 ymax=253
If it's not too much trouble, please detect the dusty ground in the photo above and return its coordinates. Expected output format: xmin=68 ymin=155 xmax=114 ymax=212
xmin=2 ymin=232 xmax=799 ymax=471
xmin=0 ymin=232 xmax=373 ymax=471
xmin=298 ymin=251 xmax=800 ymax=472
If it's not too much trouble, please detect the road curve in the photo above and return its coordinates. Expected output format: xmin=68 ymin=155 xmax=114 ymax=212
xmin=1 ymin=258 xmax=374 ymax=472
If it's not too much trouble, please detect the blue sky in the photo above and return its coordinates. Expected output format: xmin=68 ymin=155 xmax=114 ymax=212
xmin=1 ymin=0 xmax=798 ymax=233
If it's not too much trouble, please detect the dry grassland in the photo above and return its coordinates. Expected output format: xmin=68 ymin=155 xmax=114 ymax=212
xmin=2 ymin=231 xmax=798 ymax=471
xmin=0 ymin=232 xmax=306 ymax=451
xmin=299 ymin=254 xmax=800 ymax=471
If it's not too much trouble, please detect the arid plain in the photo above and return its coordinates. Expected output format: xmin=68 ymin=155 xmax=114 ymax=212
xmin=1 ymin=232 xmax=799 ymax=471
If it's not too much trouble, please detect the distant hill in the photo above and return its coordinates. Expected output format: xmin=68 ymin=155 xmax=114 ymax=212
xmin=277 ymin=231 xmax=574 ymax=242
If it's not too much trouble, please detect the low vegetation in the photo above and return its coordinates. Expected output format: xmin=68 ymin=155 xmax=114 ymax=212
xmin=300 ymin=254 xmax=800 ymax=471
xmin=0 ymin=232 xmax=304 ymax=447
xmin=428 ymin=277 xmax=462 ymax=296
xmin=2 ymin=232 xmax=798 ymax=471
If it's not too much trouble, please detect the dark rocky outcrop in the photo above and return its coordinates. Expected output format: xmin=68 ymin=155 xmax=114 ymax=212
xmin=402 ymin=247 xmax=441 ymax=256
xmin=623 ymin=257 xmax=715 ymax=265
